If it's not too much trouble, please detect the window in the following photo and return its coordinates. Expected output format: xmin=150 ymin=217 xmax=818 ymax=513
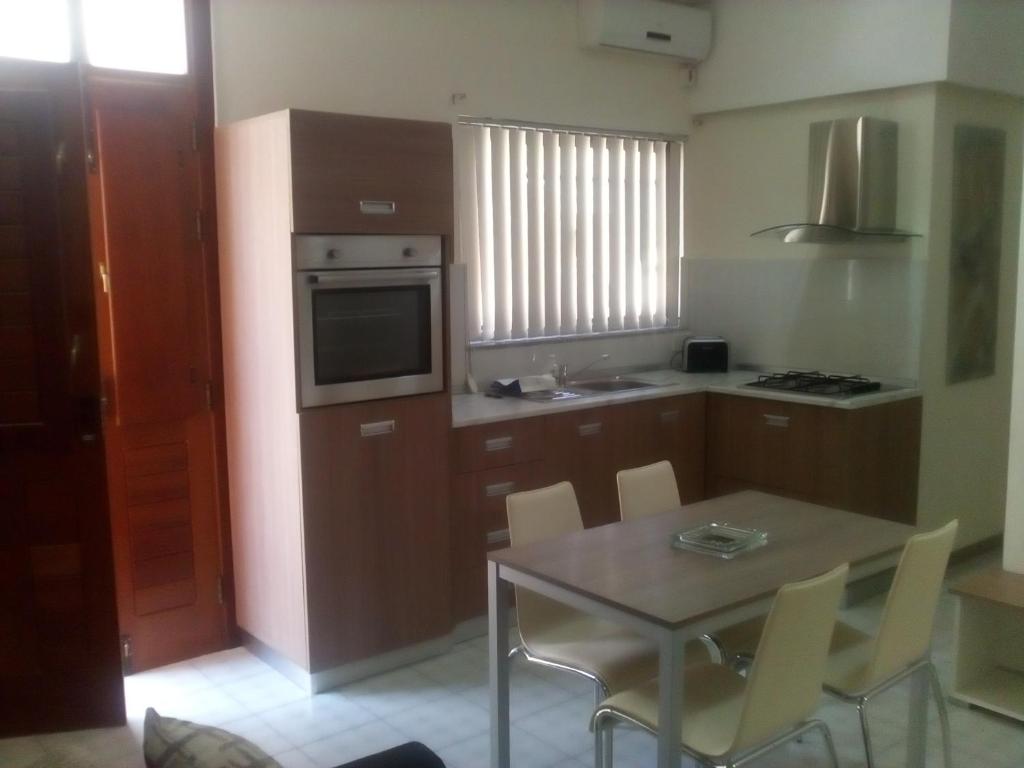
xmin=455 ymin=121 xmax=681 ymax=343
xmin=0 ymin=0 xmax=187 ymax=75
xmin=0 ymin=0 xmax=71 ymax=63
xmin=83 ymin=0 xmax=188 ymax=75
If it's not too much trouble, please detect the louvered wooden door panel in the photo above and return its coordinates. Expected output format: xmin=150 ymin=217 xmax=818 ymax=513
xmin=89 ymin=80 xmax=227 ymax=672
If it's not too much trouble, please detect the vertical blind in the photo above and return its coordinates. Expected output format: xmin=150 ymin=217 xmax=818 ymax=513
xmin=455 ymin=122 xmax=681 ymax=343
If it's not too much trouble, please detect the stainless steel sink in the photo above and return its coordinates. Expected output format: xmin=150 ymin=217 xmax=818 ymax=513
xmin=570 ymin=378 xmax=658 ymax=393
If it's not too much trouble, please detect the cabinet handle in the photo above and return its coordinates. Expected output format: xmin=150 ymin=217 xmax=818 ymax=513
xmin=487 ymin=528 xmax=511 ymax=546
xmin=485 ymin=481 xmax=517 ymax=497
xmin=359 ymin=200 xmax=396 ymax=215
xmin=659 ymin=410 xmax=679 ymax=423
xmin=360 ymin=419 xmax=396 ymax=437
xmin=763 ymin=414 xmax=790 ymax=428
xmin=484 ymin=436 xmax=514 ymax=452
xmin=578 ymin=422 xmax=603 ymax=437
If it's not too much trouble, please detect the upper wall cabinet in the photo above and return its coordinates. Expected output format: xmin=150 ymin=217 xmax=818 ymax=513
xmin=289 ymin=110 xmax=453 ymax=236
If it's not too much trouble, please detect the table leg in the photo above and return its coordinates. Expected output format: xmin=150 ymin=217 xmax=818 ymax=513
xmin=489 ymin=561 xmax=511 ymax=768
xmin=906 ymin=664 xmax=929 ymax=768
xmin=657 ymin=628 xmax=684 ymax=768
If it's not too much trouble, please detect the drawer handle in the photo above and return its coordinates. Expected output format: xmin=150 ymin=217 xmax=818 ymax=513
xmin=360 ymin=419 xmax=396 ymax=437
xmin=763 ymin=414 xmax=790 ymax=428
xmin=578 ymin=422 xmax=602 ymax=437
xmin=359 ymin=200 xmax=396 ymax=215
xmin=484 ymin=436 xmax=514 ymax=452
xmin=487 ymin=528 xmax=511 ymax=545
xmin=485 ymin=481 xmax=517 ymax=497
xmin=659 ymin=410 xmax=679 ymax=423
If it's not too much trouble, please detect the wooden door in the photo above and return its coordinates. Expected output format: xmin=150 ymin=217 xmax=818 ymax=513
xmin=0 ymin=81 xmax=124 ymax=734
xmin=300 ymin=394 xmax=452 ymax=671
xmin=88 ymin=80 xmax=227 ymax=672
xmin=542 ymin=406 xmax=617 ymax=528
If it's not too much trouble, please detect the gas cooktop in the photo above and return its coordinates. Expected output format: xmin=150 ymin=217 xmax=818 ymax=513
xmin=744 ymin=371 xmax=883 ymax=397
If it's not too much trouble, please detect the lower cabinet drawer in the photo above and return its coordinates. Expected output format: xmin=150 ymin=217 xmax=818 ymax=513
xmin=452 ymin=418 xmax=544 ymax=473
xmin=451 ymin=461 xmax=544 ymax=621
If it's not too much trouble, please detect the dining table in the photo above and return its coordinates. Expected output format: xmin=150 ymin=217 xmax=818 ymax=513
xmin=487 ymin=490 xmax=924 ymax=768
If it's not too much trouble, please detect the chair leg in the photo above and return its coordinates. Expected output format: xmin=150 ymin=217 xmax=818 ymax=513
xmin=593 ymin=711 xmax=613 ymax=768
xmin=926 ymin=662 xmax=954 ymax=768
xmin=595 ymin=684 xmax=612 ymax=768
xmin=857 ymin=697 xmax=877 ymax=768
xmin=815 ymin=721 xmax=841 ymax=768
xmin=700 ymin=633 xmax=727 ymax=665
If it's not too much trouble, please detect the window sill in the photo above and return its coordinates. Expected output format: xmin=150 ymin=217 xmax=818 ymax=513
xmin=468 ymin=324 xmax=684 ymax=350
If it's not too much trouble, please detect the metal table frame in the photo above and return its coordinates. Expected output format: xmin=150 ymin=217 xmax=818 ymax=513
xmin=488 ymin=551 xmax=928 ymax=768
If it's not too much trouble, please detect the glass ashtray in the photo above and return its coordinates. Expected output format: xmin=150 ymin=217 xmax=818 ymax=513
xmin=671 ymin=522 xmax=768 ymax=559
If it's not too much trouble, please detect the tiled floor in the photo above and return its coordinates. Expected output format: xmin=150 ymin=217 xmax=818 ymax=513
xmin=2 ymin=556 xmax=1023 ymax=768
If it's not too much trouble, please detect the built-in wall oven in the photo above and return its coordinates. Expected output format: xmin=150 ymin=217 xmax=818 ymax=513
xmin=294 ymin=235 xmax=443 ymax=407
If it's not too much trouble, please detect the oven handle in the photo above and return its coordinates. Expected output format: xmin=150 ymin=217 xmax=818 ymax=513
xmin=305 ymin=269 xmax=440 ymax=286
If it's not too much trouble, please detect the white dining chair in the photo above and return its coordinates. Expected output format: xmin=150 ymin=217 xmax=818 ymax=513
xmin=616 ymin=460 xmax=682 ymax=522
xmin=616 ymin=460 xmax=727 ymax=661
xmin=716 ymin=519 xmax=959 ymax=768
xmin=591 ymin=563 xmax=849 ymax=768
xmin=505 ymin=481 xmax=712 ymax=759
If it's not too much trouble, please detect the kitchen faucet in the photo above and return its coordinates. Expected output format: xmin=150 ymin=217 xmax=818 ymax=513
xmin=554 ymin=353 xmax=611 ymax=387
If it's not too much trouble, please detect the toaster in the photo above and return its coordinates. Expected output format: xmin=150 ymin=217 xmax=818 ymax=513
xmin=680 ymin=336 xmax=728 ymax=373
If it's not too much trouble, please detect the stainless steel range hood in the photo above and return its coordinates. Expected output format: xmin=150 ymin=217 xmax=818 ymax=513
xmin=751 ymin=116 xmax=920 ymax=244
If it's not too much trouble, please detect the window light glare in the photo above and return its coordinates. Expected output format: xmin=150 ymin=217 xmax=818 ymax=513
xmin=0 ymin=0 xmax=72 ymax=64
xmin=83 ymin=0 xmax=187 ymax=75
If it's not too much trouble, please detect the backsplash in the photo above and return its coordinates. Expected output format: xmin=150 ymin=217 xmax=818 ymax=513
xmin=465 ymin=329 xmax=690 ymax=390
xmin=683 ymin=255 xmax=925 ymax=381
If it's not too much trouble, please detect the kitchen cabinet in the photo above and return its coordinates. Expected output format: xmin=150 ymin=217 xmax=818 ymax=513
xmin=541 ymin=406 xmax=619 ymax=528
xmin=290 ymin=110 xmax=453 ymax=235
xmin=217 ymin=108 xmax=455 ymax=684
xmin=450 ymin=417 xmax=547 ymax=621
xmin=612 ymin=394 xmax=706 ymax=504
xmin=300 ymin=393 xmax=451 ymax=670
xmin=450 ymin=393 xmax=709 ymax=620
xmin=706 ymin=393 xmax=921 ymax=524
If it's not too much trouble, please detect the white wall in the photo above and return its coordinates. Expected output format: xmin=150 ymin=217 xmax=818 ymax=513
xmin=1006 ymin=137 xmax=1024 ymax=573
xmin=684 ymin=86 xmax=936 ymax=380
xmin=690 ymin=0 xmax=952 ymax=115
xmin=690 ymin=0 xmax=1024 ymax=116
xmin=914 ymin=86 xmax=1023 ymax=546
xmin=211 ymin=0 xmax=690 ymax=131
xmin=948 ymin=0 xmax=1024 ymax=99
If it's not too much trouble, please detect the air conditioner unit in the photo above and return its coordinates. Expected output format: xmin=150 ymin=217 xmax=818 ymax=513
xmin=579 ymin=0 xmax=712 ymax=63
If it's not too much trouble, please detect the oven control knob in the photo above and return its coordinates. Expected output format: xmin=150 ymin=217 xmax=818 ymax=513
xmin=326 ymin=249 xmax=339 ymax=260
xmin=402 ymin=247 xmax=416 ymax=258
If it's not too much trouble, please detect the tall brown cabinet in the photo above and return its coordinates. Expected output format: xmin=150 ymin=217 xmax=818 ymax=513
xmin=216 ymin=110 xmax=453 ymax=689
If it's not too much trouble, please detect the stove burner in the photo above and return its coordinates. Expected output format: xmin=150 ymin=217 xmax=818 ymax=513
xmin=745 ymin=371 xmax=882 ymax=397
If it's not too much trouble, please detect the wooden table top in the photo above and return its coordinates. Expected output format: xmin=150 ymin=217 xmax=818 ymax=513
xmin=951 ymin=566 xmax=1024 ymax=610
xmin=489 ymin=491 xmax=916 ymax=629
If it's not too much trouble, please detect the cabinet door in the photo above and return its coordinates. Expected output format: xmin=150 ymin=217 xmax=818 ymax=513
xmin=613 ymin=394 xmax=706 ymax=505
xmin=300 ymin=394 xmax=451 ymax=670
xmin=542 ymin=407 xmax=617 ymax=528
xmin=451 ymin=461 xmax=544 ymax=622
xmin=706 ymin=394 xmax=822 ymax=499
xmin=290 ymin=111 xmax=453 ymax=235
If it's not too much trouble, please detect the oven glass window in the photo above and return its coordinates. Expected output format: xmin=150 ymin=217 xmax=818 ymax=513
xmin=312 ymin=286 xmax=432 ymax=385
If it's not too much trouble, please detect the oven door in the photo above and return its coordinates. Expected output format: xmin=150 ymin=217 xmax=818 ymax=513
xmin=296 ymin=267 xmax=443 ymax=407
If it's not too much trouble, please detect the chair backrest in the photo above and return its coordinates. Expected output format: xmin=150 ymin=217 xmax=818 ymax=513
xmin=733 ymin=563 xmax=849 ymax=752
xmin=506 ymin=481 xmax=584 ymax=640
xmin=865 ymin=520 xmax=958 ymax=686
xmin=616 ymin=461 xmax=682 ymax=521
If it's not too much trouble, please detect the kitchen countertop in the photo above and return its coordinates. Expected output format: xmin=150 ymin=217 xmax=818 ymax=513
xmin=451 ymin=369 xmax=921 ymax=427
